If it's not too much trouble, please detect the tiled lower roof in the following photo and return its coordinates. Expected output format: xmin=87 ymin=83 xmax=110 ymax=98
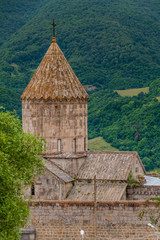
xmin=144 ymin=176 xmax=160 ymax=186
xmin=45 ymin=160 xmax=74 ymax=183
xmin=77 ymin=151 xmax=138 ymax=181
xmin=67 ymin=182 xmax=127 ymax=201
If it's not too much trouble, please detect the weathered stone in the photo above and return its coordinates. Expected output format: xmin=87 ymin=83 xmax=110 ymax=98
xmin=21 ymin=228 xmax=36 ymax=240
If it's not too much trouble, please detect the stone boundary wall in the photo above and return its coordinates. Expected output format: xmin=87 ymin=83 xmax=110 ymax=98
xmin=27 ymin=200 xmax=160 ymax=240
xmin=21 ymin=228 xmax=36 ymax=240
xmin=127 ymin=186 xmax=160 ymax=200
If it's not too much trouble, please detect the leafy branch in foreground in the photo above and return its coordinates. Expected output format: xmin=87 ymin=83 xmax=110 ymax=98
xmin=139 ymin=198 xmax=160 ymax=229
xmin=0 ymin=108 xmax=44 ymax=240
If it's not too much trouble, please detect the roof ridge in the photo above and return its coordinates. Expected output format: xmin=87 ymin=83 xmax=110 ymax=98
xmin=46 ymin=161 xmax=74 ymax=183
xmin=47 ymin=158 xmax=74 ymax=176
xmin=88 ymin=151 xmax=138 ymax=154
xmin=45 ymin=167 xmax=66 ymax=183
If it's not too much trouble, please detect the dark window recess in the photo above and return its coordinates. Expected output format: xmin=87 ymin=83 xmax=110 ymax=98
xmin=84 ymin=137 xmax=86 ymax=151
xmin=31 ymin=184 xmax=35 ymax=195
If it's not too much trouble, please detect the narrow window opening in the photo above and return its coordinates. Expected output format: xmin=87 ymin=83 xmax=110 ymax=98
xmin=47 ymin=179 xmax=49 ymax=184
xmin=73 ymin=139 xmax=76 ymax=152
xmin=84 ymin=137 xmax=86 ymax=151
xmin=31 ymin=183 xmax=35 ymax=196
xmin=58 ymin=139 xmax=61 ymax=152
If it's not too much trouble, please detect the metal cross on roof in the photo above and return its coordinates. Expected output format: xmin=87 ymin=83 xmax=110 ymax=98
xmin=51 ymin=18 xmax=56 ymax=37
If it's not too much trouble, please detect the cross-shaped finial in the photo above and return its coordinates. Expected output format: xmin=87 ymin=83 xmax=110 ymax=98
xmin=51 ymin=18 xmax=56 ymax=37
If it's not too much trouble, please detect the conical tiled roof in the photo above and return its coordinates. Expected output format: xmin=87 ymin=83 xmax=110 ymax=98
xmin=21 ymin=37 xmax=89 ymax=100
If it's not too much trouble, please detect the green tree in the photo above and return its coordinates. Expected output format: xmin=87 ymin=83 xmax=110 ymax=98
xmin=149 ymin=78 xmax=160 ymax=97
xmin=139 ymin=198 xmax=160 ymax=231
xmin=0 ymin=108 xmax=44 ymax=240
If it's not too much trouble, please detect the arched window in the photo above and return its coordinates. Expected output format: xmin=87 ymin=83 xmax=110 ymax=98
xmin=73 ymin=139 xmax=76 ymax=152
xmin=58 ymin=139 xmax=61 ymax=152
xmin=31 ymin=183 xmax=35 ymax=196
xmin=84 ymin=137 xmax=86 ymax=151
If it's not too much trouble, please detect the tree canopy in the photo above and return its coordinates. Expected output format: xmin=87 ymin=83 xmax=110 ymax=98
xmin=0 ymin=108 xmax=44 ymax=239
xmin=88 ymin=85 xmax=160 ymax=171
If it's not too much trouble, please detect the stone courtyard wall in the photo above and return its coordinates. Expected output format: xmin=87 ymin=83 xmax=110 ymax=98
xmin=26 ymin=200 xmax=159 ymax=240
xmin=127 ymin=186 xmax=160 ymax=200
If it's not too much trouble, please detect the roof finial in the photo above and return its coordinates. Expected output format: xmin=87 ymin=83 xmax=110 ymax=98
xmin=51 ymin=18 xmax=56 ymax=38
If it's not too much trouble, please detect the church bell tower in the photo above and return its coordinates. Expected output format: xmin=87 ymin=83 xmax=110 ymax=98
xmin=21 ymin=20 xmax=89 ymax=154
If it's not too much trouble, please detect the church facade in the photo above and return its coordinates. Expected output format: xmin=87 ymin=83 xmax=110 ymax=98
xmin=21 ymin=28 xmax=160 ymax=240
xmin=21 ymin=36 xmax=88 ymax=155
xmin=21 ymin=33 xmax=146 ymax=202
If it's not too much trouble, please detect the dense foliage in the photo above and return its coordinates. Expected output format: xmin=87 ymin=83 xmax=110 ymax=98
xmin=1 ymin=0 xmax=160 ymax=170
xmin=0 ymin=109 xmax=44 ymax=239
xmin=88 ymin=82 xmax=160 ymax=171
xmin=1 ymin=0 xmax=160 ymax=92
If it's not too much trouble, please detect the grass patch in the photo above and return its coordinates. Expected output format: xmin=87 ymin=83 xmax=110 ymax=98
xmin=156 ymin=97 xmax=160 ymax=102
xmin=115 ymin=87 xmax=149 ymax=97
xmin=88 ymin=137 xmax=118 ymax=151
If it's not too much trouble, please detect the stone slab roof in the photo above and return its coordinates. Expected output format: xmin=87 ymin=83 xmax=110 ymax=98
xmin=21 ymin=37 xmax=88 ymax=101
xmin=67 ymin=182 xmax=127 ymax=201
xmin=77 ymin=151 xmax=140 ymax=181
xmin=45 ymin=160 xmax=74 ymax=183
xmin=144 ymin=176 xmax=160 ymax=186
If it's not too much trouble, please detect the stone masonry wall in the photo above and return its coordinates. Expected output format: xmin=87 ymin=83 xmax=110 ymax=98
xmin=127 ymin=186 xmax=160 ymax=200
xmin=21 ymin=228 xmax=36 ymax=240
xmin=22 ymin=99 xmax=88 ymax=154
xmin=25 ymin=172 xmax=73 ymax=201
xmin=27 ymin=200 xmax=159 ymax=240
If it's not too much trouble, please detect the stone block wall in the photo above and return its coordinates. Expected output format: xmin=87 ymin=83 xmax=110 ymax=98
xmin=127 ymin=186 xmax=160 ymax=200
xmin=25 ymin=171 xmax=72 ymax=200
xmin=22 ymin=99 xmax=88 ymax=154
xmin=21 ymin=228 xmax=36 ymax=240
xmin=26 ymin=200 xmax=159 ymax=240
xmin=131 ymin=155 xmax=146 ymax=179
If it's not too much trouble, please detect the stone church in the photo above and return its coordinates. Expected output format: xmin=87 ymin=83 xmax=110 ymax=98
xmin=21 ymin=27 xmax=158 ymax=203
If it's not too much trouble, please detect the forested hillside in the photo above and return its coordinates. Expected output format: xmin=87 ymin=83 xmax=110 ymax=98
xmin=88 ymin=82 xmax=160 ymax=170
xmin=1 ymin=0 xmax=160 ymax=170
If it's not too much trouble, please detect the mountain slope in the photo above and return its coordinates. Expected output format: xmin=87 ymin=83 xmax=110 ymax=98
xmin=1 ymin=0 xmax=160 ymax=170
xmin=0 ymin=0 xmax=45 ymax=45
xmin=88 ymin=86 xmax=160 ymax=170
xmin=1 ymin=0 xmax=160 ymax=93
